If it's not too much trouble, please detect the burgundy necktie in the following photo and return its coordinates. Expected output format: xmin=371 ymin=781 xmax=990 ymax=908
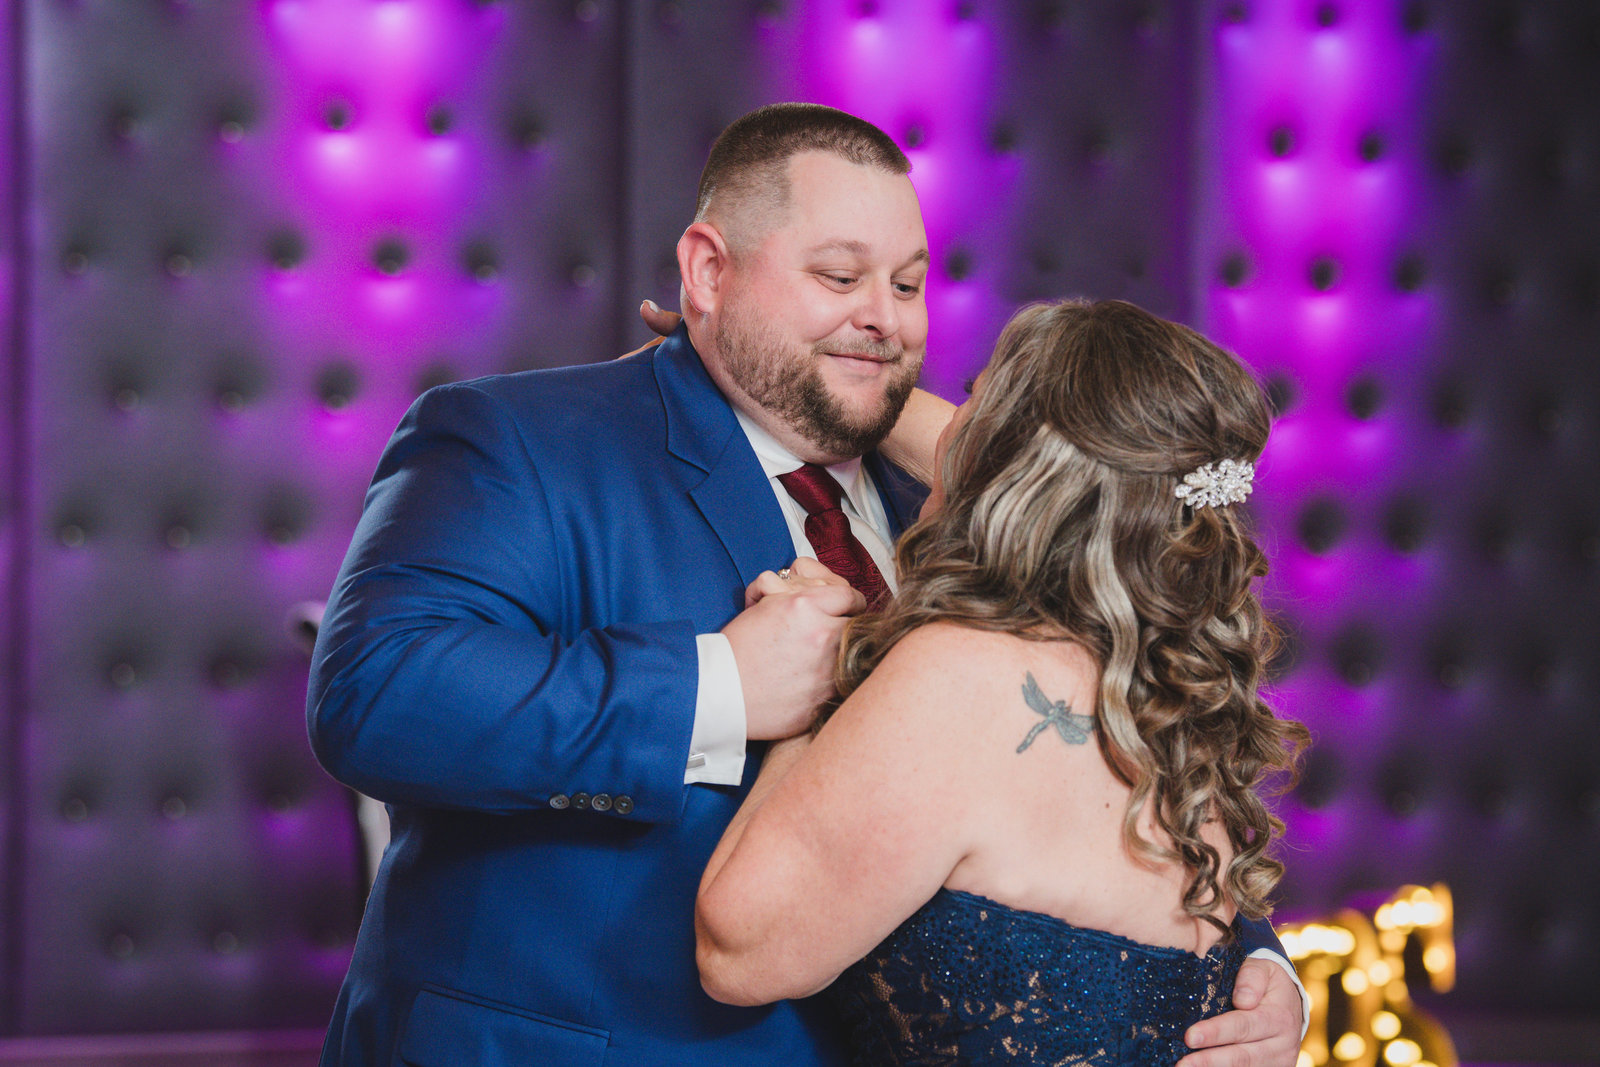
xmin=777 ymin=463 xmax=892 ymax=608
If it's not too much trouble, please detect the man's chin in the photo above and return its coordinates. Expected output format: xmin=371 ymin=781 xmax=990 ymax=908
xmin=819 ymin=361 xmax=916 ymax=415
xmin=795 ymin=390 xmax=911 ymax=460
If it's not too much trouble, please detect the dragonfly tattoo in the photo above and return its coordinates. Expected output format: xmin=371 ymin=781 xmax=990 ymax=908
xmin=1016 ymin=672 xmax=1095 ymax=753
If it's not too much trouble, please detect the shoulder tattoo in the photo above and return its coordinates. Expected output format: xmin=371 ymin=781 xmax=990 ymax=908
xmin=1016 ymin=672 xmax=1095 ymax=753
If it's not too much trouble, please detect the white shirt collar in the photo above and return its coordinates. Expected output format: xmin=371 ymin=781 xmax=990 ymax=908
xmin=732 ymin=407 xmax=872 ymax=517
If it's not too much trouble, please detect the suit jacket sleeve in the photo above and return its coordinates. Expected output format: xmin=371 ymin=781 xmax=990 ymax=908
xmin=1237 ymin=914 xmax=1292 ymax=965
xmin=307 ymin=380 xmax=697 ymax=824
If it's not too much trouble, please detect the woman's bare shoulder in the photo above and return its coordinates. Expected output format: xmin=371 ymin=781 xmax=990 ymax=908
xmin=877 ymin=622 xmax=1097 ymax=679
xmin=863 ymin=623 xmax=1100 ymax=726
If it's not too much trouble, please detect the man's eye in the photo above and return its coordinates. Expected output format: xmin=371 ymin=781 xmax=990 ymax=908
xmin=824 ymin=274 xmax=857 ymax=286
xmin=894 ymin=282 xmax=922 ymax=297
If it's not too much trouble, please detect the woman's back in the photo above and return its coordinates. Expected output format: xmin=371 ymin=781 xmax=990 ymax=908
xmin=914 ymin=625 xmax=1236 ymax=954
xmin=824 ymin=625 xmax=1243 ymax=1065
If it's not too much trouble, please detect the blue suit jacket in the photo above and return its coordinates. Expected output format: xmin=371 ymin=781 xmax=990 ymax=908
xmin=308 ymin=328 xmax=925 ymax=1066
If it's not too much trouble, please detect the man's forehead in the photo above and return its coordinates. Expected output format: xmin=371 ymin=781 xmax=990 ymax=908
xmin=802 ymin=238 xmax=931 ymax=267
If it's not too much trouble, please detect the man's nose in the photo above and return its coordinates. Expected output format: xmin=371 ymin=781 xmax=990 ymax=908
xmin=851 ymin=278 xmax=900 ymax=340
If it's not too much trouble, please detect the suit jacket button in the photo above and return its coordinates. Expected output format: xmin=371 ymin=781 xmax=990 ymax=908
xmin=591 ymin=793 xmax=612 ymax=811
xmin=613 ymin=795 xmax=633 ymax=815
xmin=549 ymin=794 xmax=570 ymax=810
xmin=572 ymin=792 xmax=591 ymax=810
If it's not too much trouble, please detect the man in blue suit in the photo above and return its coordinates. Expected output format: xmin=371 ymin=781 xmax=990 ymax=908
xmin=309 ymin=103 xmax=1306 ymax=1066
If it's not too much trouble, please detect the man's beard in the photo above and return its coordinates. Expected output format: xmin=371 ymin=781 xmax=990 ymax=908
xmin=715 ymin=306 xmax=921 ymax=460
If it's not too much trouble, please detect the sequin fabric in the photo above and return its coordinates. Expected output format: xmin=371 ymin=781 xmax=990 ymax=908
xmin=830 ymin=888 xmax=1244 ymax=1067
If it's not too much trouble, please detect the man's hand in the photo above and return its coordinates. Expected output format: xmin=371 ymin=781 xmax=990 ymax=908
xmin=1177 ymin=956 xmax=1305 ymax=1067
xmin=723 ymin=558 xmax=865 ymax=741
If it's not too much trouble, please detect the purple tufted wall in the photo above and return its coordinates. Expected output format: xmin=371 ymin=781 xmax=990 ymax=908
xmin=19 ymin=0 xmax=361 ymax=1035
xmin=0 ymin=0 xmax=1596 ymax=1061
xmin=1192 ymin=0 xmax=1600 ymax=1055
xmin=1 ymin=0 xmax=19 ymax=1036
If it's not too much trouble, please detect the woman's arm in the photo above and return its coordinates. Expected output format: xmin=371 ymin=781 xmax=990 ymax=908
xmin=695 ymin=624 xmax=983 ymax=1006
xmin=877 ymin=387 xmax=955 ymax=487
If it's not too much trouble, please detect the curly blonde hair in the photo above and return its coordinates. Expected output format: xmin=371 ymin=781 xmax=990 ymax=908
xmin=831 ymin=299 xmax=1308 ymax=927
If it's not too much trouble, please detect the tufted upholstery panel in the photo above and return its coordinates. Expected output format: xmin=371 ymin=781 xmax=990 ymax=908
xmin=1 ymin=0 xmax=18 ymax=1031
xmin=1196 ymin=0 xmax=1600 ymax=1035
xmin=10 ymin=0 xmax=628 ymax=1038
xmin=1400 ymin=0 xmax=1600 ymax=1021
xmin=1 ymin=0 xmax=1595 ymax=1054
xmin=20 ymin=0 xmax=365 ymax=1034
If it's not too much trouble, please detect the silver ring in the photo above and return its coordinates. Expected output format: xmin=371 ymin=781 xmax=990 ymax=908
xmin=777 ymin=567 xmax=792 ymax=580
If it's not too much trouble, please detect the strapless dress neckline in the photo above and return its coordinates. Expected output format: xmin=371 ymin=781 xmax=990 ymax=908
xmin=937 ymin=887 xmax=1239 ymax=961
xmin=830 ymin=886 xmax=1244 ymax=1066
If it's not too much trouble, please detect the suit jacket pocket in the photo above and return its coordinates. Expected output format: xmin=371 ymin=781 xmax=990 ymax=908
xmin=398 ymin=986 xmax=609 ymax=1067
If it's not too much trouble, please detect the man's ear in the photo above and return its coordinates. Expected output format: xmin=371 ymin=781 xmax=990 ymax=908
xmin=677 ymin=222 xmax=731 ymax=319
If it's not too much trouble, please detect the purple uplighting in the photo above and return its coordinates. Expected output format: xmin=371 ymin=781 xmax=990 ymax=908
xmin=1199 ymin=1 xmax=1438 ymax=886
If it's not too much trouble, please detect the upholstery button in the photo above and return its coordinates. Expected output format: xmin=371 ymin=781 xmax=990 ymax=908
xmin=1220 ymin=251 xmax=1251 ymax=288
xmin=591 ymin=793 xmax=612 ymax=811
xmin=1265 ymin=374 xmax=1296 ymax=416
xmin=1297 ymin=497 xmax=1347 ymax=554
xmin=1359 ymin=130 xmax=1386 ymax=163
xmin=1394 ymin=252 xmax=1425 ymax=290
xmin=316 ymin=364 xmax=359 ymax=410
xmin=268 ymin=231 xmax=305 ymax=271
xmin=613 ymin=795 xmax=634 ymax=815
xmin=572 ymin=792 xmax=591 ymax=809
xmin=548 ymin=793 xmax=570 ymax=810
xmin=373 ymin=238 xmax=408 ymax=276
xmin=324 ymin=100 xmax=352 ymax=131
xmin=1309 ymin=255 xmax=1341 ymax=291
xmin=1345 ymin=377 xmax=1383 ymax=419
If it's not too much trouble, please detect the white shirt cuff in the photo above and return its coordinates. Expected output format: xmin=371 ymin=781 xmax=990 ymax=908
xmin=1246 ymin=948 xmax=1311 ymax=1040
xmin=687 ymin=633 xmax=747 ymax=785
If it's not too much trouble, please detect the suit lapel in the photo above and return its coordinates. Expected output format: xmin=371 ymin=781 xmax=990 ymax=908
xmin=654 ymin=326 xmax=792 ymax=588
xmin=865 ymin=452 xmax=929 ymax=540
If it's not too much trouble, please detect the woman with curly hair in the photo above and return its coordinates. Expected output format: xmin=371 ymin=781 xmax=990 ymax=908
xmin=694 ymin=298 xmax=1310 ymax=1066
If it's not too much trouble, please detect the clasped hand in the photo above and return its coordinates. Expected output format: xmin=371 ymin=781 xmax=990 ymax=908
xmin=722 ymin=558 xmax=866 ymax=741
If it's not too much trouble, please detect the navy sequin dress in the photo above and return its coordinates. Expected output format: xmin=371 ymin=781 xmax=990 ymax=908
xmin=831 ymin=888 xmax=1243 ymax=1067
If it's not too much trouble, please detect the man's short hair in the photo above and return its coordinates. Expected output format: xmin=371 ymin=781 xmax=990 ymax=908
xmin=694 ymin=103 xmax=910 ymax=247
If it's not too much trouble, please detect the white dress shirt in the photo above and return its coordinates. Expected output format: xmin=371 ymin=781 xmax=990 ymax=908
xmin=685 ymin=410 xmax=897 ymax=785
